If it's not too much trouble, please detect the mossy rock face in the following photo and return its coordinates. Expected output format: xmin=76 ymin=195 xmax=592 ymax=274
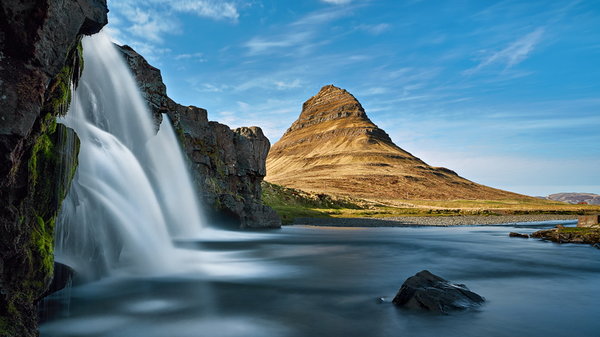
xmin=0 ymin=45 xmax=82 ymax=337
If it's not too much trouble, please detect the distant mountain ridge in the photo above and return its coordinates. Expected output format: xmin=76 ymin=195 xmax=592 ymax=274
xmin=265 ymin=85 xmax=527 ymax=200
xmin=545 ymin=193 xmax=600 ymax=205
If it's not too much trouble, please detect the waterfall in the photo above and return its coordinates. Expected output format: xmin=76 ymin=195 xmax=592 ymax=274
xmin=55 ymin=32 xmax=205 ymax=280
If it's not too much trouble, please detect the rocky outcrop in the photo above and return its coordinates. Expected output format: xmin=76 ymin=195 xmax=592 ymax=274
xmin=0 ymin=1 xmax=108 ymax=335
xmin=392 ymin=270 xmax=485 ymax=313
xmin=509 ymin=232 xmax=530 ymax=238
xmin=531 ymin=227 xmax=600 ymax=245
xmin=117 ymin=45 xmax=280 ymax=228
xmin=266 ymin=84 xmax=528 ymax=201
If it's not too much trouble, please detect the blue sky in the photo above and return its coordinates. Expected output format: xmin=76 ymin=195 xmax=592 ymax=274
xmin=105 ymin=0 xmax=600 ymax=196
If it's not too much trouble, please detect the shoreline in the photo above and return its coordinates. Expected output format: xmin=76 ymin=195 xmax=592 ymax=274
xmin=291 ymin=214 xmax=577 ymax=227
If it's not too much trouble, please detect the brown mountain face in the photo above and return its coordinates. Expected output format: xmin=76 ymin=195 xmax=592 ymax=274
xmin=266 ymin=85 xmax=526 ymax=200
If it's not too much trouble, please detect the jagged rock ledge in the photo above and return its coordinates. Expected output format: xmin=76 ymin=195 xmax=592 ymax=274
xmin=117 ymin=45 xmax=280 ymax=229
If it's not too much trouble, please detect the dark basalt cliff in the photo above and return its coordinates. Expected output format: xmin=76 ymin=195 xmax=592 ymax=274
xmin=117 ymin=45 xmax=280 ymax=229
xmin=0 ymin=1 xmax=108 ymax=336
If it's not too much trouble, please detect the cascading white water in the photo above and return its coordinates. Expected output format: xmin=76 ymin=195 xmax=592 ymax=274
xmin=55 ymin=32 xmax=205 ymax=279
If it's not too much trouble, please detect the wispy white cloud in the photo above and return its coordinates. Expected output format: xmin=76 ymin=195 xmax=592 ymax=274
xmin=356 ymin=23 xmax=391 ymax=35
xmin=244 ymin=6 xmax=354 ymax=56
xmin=174 ymin=52 xmax=206 ymax=62
xmin=465 ymin=27 xmax=545 ymax=75
xmin=168 ymin=0 xmax=240 ymax=21
xmin=194 ymin=83 xmax=231 ymax=93
xmin=275 ymin=79 xmax=302 ymax=90
xmin=233 ymin=77 xmax=302 ymax=92
xmin=214 ymin=98 xmax=300 ymax=141
xmin=362 ymin=87 xmax=390 ymax=95
xmin=321 ymin=0 xmax=353 ymax=5
xmin=245 ymin=32 xmax=313 ymax=55
xmin=128 ymin=7 xmax=180 ymax=43
xmin=127 ymin=41 xmax=172 ymax=64
xmin=107 ymin=0 xmax=243 ymax=48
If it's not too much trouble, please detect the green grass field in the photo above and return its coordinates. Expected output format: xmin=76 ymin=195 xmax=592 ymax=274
xmin=262 ymin=182 xmax=600 ymax=224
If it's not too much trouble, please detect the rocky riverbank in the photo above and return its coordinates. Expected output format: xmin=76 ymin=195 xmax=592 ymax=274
xmin=293 ymin=214 xmax=576 ymax=227
xmin=530 ymin=227 xmax=600 ymax=246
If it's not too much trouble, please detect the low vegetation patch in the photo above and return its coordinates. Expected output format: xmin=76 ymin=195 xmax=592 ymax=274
xmin=261 ymin=182 xmax=364 ymax=224
xmin=262 ymin=182 xmax=600 ymax=225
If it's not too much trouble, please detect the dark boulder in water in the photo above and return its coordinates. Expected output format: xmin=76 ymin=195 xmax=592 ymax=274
xmin=509 ymin=232 xmax=530 ymax=238
xmin=40 ymin=263 xmax=75 ymax=299
xmin=392 ymin=270 xmax=485 ymax=313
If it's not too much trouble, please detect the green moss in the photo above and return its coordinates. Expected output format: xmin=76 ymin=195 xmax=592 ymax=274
xmin=0 ymin=316 xmax=17 ymax=336
xmin=175 ymin=125 xmax=186 ymax=143
xmin=262 ymin=182 xmax=362 ymax=210
xmin=270 ymin=205 xmax=332 ymax=225
xmin=261 ymin=182 xmax=363 ymax=224
xmin=0 ymin=36 xmax=85 ymax=337
xmin=558 ymin=227 xmax=600 ymax=234
xmin=49 ymin=66 xmax=73 ymax=115
xmin=44 ymin=39 xmax=84 ymax=117
xmin=27 ymin=131 xmax=53 ymax=187
xmin=33 ymin=216 xmax=55 ymax=277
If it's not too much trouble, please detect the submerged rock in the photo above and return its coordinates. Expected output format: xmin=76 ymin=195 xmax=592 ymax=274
xmin=392 ymin=270 xmax=485 ymax=313
xmin=509 ymin=232 xmax=530 ymax=238
xmin=41 ymin=263 xmax=74 ymax=299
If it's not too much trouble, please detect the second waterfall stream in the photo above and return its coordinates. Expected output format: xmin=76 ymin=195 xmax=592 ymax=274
xmin=55 ymin=32 xmax=206 ymax=280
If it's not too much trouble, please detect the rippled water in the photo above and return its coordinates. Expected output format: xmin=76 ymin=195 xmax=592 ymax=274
xmin=40 ymin=221 xmax=600 ymax=337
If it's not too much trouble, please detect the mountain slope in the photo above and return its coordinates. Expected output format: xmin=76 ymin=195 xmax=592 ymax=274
xmin=266 ymin=85 xmax=527 ymax=200
xmin=546 ymin=193 xmax=600 ymax=205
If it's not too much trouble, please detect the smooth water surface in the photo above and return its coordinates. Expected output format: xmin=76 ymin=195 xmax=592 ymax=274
xmin=41 ymin=222 xmax=600 ymax=337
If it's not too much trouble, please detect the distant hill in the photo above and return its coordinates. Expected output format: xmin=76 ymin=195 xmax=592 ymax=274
xmin=545 ymin=193 xmax=600 ymax=205
xmin=265 ymin=85 xmax=528 ymax=201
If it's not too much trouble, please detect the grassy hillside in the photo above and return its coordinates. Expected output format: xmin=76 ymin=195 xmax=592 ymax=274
xmin=261 ymin=182 xmax=366 ymax=224
xmin=262 ymin=182 xmax=600 ymax=224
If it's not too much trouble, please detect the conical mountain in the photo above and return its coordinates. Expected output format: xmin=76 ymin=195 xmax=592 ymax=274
xmin=266 ymin=85 xmax=525 ymax=200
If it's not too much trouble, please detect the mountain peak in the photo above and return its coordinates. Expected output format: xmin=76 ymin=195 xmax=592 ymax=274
xmin=290 ymin=84 xmax=371 ymax=132
xmin=266 ymin=86 xmax=525 ymax=201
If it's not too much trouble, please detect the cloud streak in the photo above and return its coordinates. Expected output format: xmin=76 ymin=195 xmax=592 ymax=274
xmin=465 ymin=27 xmax=545 ymax=75
xmin=107 ymin=0 xmax=242 ymax=47
xmin=168 ymin=0 xmax=240 ymax=21
xmin=321 ymin=0 xmax=353 ymax=4
xmin=243 ymin=6 xmax=354 ymax=56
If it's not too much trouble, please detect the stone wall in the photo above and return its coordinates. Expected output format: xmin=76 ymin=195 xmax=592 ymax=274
xmin=578 ymin=215 xmax=600 ymax=227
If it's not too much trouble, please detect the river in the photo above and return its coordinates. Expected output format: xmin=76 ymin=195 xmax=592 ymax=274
xmin=40 ymin=221 xmax=600 ymax=337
